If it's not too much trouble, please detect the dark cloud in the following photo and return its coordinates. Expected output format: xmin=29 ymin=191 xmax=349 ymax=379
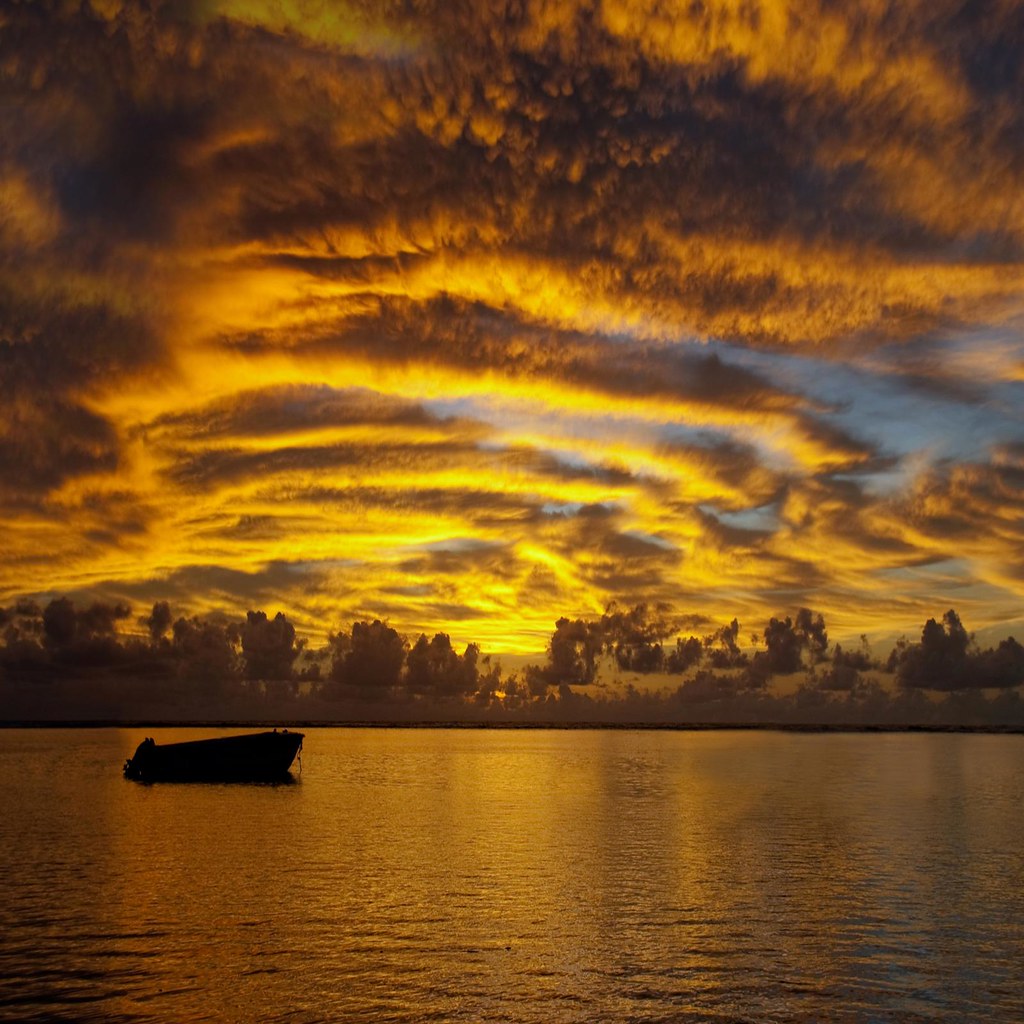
xmin=9 ymin=0 xmax=1024 ymax=339
xmin=143 ymin=600 xmax=173 ymax=641
xmin=289 ymin=296 xmax=810 ymax=416
xmin=170 ymin=614 xmax=240 ymax=691
xmin=144 ymin=385 xmax=483 ymax=441
xmin=164 ymin=440 xmax=475 ymax=490
xmin=1 ymin=595 xmax=1021 ymax=725
xmin=928 ymin=1 xmax=1024 ymax=105
xmin=657 ymin=436 xmax=787 ymax=507
xmin=529 ymin=616 xmax=603 ymax=688
xmin=695 ymin=508 xmax=773 ymax=550
xmin=398 ymin=541 xmax=516 ymax=579
xmin=162 ymin=433 xmax=637 ymax=495
xmin=815 ymin=637 xmax=878 ymax=692
xmin=280 ymin=486 xmax=549 ymax=528
xmin=239 ymin=609 xmax=301 ymax=681
xmin=0 ymin=396 xmax=119 ymax=503
xmin=98 ymin=560 xmax=333 ymax=615
xmin=888 ymin=609 xmax=1024 ymax=691
xmin=758 ymin=609 xmax=829 ymax=677
xmin=405 ymin=632 xmax=483 ymax=699
xmin=0 ymin=277 xmax=153 ymax=516
xmin=325 ymin=619 xmax=407 ymax=699
xmin=42 ymin=596 xmax=131 ymax=649
xmin=897 ymin=459 xmax=1024 ymax=561
xmin=55 ymin=99 xmax=215 ymax=242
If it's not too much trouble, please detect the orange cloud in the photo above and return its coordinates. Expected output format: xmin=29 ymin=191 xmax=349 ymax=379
xmin=2 ymin=0 xmax=1023 ymax=657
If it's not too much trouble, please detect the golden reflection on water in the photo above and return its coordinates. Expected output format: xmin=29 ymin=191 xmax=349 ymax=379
xmin=1 ymin=728 xmax=1023 ymax=1022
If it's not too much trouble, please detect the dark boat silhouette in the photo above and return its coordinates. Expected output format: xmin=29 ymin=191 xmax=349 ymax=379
xmin=123 ymin=730 xmax=303 ymax=782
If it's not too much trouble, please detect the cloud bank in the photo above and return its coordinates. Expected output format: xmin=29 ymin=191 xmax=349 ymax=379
xmin=1 ymin=0 xmax=1023 ymax=665
xmin=2 ymin=599 xmax=1022 ymax=726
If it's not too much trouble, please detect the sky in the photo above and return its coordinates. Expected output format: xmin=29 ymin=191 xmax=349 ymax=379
xmin=2 ymin=0 xmax=1024 ymax=662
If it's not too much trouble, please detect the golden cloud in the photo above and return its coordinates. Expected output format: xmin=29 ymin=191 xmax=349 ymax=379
xmin=1 ymin=0 xmax=1023 ymax=654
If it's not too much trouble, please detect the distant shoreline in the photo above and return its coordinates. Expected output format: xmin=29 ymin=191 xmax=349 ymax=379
xmin=2 ymin=720 xmax=1022 ymax=734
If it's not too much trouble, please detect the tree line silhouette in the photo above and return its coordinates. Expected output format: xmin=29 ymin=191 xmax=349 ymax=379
xmin=1 ymin=597 xmax=1022 ymax=724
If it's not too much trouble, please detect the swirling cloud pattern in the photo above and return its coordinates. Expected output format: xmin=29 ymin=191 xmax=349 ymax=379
xmin=2 ymin=0 xmax=1023 ymax=654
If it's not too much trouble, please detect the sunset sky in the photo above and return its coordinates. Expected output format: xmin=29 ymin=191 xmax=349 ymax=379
xmin=2 ymin=0 xmax=1023 ymax=657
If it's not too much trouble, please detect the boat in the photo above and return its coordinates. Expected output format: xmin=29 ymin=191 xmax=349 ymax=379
xmin=123 ymin=730 xmax=304 ymax=782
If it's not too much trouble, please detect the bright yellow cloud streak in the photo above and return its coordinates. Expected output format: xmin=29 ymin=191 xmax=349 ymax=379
xmin=19 ymin=210 xmax=1021 ymax=653
xmin=205 ymin=0 xmax=419 ymax=56
xmin=43 ymin=211 xmax=1014 ymax=653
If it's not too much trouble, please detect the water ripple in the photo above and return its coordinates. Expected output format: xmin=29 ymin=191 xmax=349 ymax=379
xmin=1 ymin=728 xmax=1023 ymax=1022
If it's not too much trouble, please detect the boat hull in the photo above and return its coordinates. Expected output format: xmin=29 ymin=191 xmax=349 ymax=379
xmin=124 ymin=730 xmax=303 ymax=782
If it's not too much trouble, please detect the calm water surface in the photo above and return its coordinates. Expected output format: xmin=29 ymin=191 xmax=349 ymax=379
xmin=1 ymin=728 xmax=1022 ymax=1022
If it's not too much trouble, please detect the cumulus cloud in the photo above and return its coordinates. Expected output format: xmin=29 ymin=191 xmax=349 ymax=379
xmin=2 ymin=597 xmax=1021 ymax=725
xmin=887 ymin=609 xmax=1024 ymax=691
xmin=239 ymin=609 xmax=302 ymax=681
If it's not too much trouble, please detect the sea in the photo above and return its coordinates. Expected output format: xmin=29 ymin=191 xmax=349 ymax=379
xmin=1 ymin=727 xmax=1022 ymax=1023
